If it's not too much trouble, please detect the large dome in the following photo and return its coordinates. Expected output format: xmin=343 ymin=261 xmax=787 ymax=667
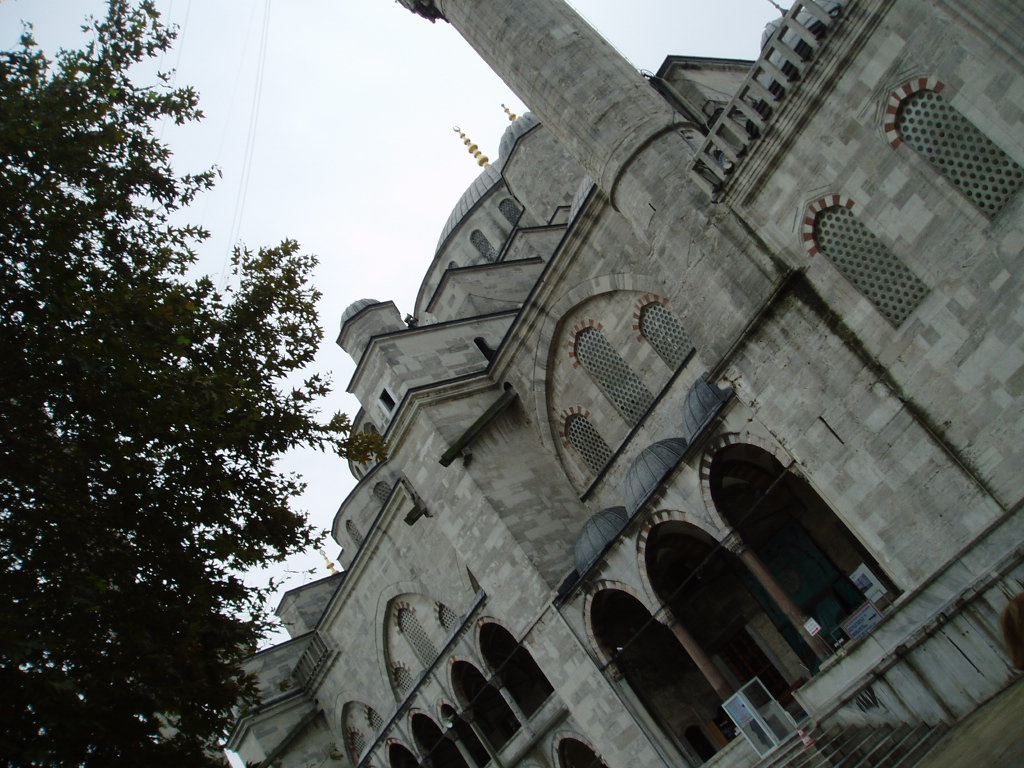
xmin=623 ymin=439 xmax=689 ymax=515
xmin=573 ymin=507 xmax=628 ymax=573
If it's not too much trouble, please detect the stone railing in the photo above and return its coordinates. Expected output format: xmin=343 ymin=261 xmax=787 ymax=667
xmin=293 ymin=631 xmax=334 ymax=692
xmin=690 ymin=0 xmax=846 ymax=199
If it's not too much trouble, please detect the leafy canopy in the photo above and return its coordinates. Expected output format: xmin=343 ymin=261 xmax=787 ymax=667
xmin=0 ymin=2 xmax=381 ymax=765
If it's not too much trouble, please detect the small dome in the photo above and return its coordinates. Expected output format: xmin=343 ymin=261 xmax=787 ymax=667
xmin=497 ymin=111 xmax=540 ymax=160
xmin=340 ymin=298 xmax=380 ymax=330
xmin=573 ymin=507 xmax=628 ymax=573
xmin=623 ymin=438 xmax=689 ymax=515
xmin=682 ymin=375 xmax=731 ymax=442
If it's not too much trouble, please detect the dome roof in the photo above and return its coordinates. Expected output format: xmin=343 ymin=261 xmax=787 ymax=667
xmin=623 ymin=438 xmax=689 ymax=515
xmin=340 ymin=298 xmax=380 ymax=331
xmin=573 ymin=506 xmax=628 ymax=573
xmin=434 ymin=113 xmax=541 ymax=254
xmin=682 ymin=375 xmax=731 ymax=442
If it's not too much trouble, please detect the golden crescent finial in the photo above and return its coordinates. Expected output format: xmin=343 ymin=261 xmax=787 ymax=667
xmin=321 ymin=550 xmax=339 ymax=575
xmin=453 ymin=125 xmax=490 ymax=167
xmin=502 ymin=103 xmax=518 ymax=122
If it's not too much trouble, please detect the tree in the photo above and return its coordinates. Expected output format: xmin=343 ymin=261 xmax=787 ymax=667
xmin=0 ymin=3 xmax=382 ymax=765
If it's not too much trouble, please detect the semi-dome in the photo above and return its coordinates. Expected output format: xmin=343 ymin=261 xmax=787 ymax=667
xmin=623 ymin=438 xmax=688 ymax=515
xmin=573 ymin=506 xmax=628 ymax=573
xmin=340 ymin=298 xmax=380 ymax=331
xmin=682 ymin=375 xmax=732 ymax=442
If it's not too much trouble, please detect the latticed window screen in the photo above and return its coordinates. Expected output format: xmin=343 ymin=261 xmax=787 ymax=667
xmin=639 ymin=303 xmax=692 ymax=368
xmin=366 ymin=706 xmax=383 ymax=731
xmin=346 ymin=520 xmax=364 ymax=547
xmin=372 ymin=481 xmax=391 ymax=502
xmin=397 ymin=607 xmax=438 ymax=667
xmin=575 ymin=328 xmax=654 ymax=423
xmin=392 ymin=663 xmax=414 ymax=693
xmin=470 ymin=229 xmax=499 ymax=262
xmin=499 ymin=198 xmax=522 ymax=226
xmin=897 ymin=89 xmax=1023 ymax=216
xmin=346 ymin=728 xmax=366 ymax=760
xmin=438 ymin=602 xmax=458 ymax=631
xmin=815 ymin=206 xmax=927 ymax=326
xmin=565 ymin=414 xmax=613 ymax=474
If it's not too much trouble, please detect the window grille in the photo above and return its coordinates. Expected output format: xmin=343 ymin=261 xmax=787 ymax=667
xmin=397 ymin=607 xmax=438 ymax=667
xmin=575 ymin=328 xmax=653 ymax=423
xmin=392 ymin=663 xmax=414 ymax=693
xmin=566 ymin=414 xmax=613 ymax=474
xmin=347 ymin=728 xmax=367 ymax=760
xmin=346 ymin=520 xmax=364 ymax=547
xmin=896 ymin=89 xmax=1023 ymax=216
xmin=373 ymin=481 xmax=391 ymax=502
xmin=366 ymin=706 xmax=383 ymax=731
xmin=470 ymin=230 xmax=499 ymax=262
xmin=499 ymin=198 xmax=522 ymax=226
xmin=815 ymin=206 xmax=927 ymax=326
xmin=639 ymin=303 xmax=692 ymax=368
xmin=438 ymin=602 xmax=458 ymax=630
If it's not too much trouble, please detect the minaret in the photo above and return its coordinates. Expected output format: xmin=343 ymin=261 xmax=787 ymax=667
xmin=395 ymin=0 xmax=704 ymax=250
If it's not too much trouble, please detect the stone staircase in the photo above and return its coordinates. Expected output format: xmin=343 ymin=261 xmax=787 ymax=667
xmin=757 ymin=722 xmax=948 ymax=768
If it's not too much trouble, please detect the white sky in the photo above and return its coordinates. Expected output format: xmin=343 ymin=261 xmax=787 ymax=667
xmin=1 ymin=0 xmax=780 ymax=646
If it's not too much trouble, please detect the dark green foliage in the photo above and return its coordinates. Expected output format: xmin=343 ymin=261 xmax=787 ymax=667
xmin=0 ymin=3 xmax=381 ymax=765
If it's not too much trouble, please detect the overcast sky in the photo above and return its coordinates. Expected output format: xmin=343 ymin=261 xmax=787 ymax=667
xmin=1 ymin=0 xmax=780 ymax=644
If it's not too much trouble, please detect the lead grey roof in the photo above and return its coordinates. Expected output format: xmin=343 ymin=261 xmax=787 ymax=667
xmin=623 ymin=438 xmax=689 ymax=515
xmin=340 ymin=298 xmax=380 ymax=331
xmin=573 ymin=506 xmax=628 ymax=573
xmin=434 ymin=112 xmax=541 ymax=253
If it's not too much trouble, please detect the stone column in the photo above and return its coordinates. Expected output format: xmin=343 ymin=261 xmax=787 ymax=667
xmin=444 ymin=729 xmax=479 ymax=768
xmin=488 ymin=673 xmax=530 ymax=731
xmin=725 ymin=534 xmax=832 ymax=660
xmin=460 ymin=710 xmax=506 ymax=768
xmin=655 ymin=607 xmax=733 ymax=701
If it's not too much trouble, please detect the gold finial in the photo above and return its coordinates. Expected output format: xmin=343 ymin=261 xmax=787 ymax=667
xmin=501 ymin=103 xmax=518 ymax=122
xmin=453 ymin=126 xmax=490 ymax=167
xmin=321 ymin=550 xmax=339 ymax=575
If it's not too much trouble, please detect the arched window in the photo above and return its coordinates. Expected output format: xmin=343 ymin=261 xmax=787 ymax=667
xmin=397 ymin=607 xmax=438 ymax=667
xmin=438 ymin=602 xmax=458 ymax=631
xmin=499 ymin=198 xmax=522 ymax=226
xmin=392 ymin=662 xmax=414 ymax=695
xmin=479 ymin=623 xmax=554 ymax=717
xmin=894 ymin=88 xmax=1022 ymax=216
xmin=346 ymin=727 xmax=367 ymax=761
xmin=814 ymin=205 xmax=927 ymax=326
xmin=575 ymin=327 xmax=653 ymax=423
xmin=470 ymin=230 xmax=499 ymax=262
xmin=373 ymin=481 xmax=391 ymax=502
xmin=639 ymin=303 xmax=692 ymax=369
xmin=565 ymin=414 xmax=613 ymax=474
xmin=366 ymin=706 xmax=383 ymax=731
xmin=346 ymin=520 xmax=364 ymax=547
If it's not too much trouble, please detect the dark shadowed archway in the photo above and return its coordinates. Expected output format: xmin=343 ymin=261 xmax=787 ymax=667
xmin=479 ymin=623 xmax=554 ymax=717
xmin=451 ymin=661 xmax=520 ymax=749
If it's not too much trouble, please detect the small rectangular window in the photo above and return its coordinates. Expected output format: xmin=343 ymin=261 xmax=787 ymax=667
xmin=379 ymin=389 xmax=396 ymax=412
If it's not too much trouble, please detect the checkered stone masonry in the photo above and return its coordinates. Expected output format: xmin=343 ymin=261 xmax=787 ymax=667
xmin=810 ymin=202 xmax=928 ymax=326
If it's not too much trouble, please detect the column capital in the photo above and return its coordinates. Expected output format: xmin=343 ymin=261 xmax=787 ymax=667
xmin=722 ymin=532 xmax=749 ymax=555
xmin=654 ymin=605 xmax=677 ymax=627
xmin=396 ymin=0 xmax=445 ymax=22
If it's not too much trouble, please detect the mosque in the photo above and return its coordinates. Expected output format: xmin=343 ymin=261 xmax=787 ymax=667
xmin=227 ymin=0 xmax=1024 ymax=766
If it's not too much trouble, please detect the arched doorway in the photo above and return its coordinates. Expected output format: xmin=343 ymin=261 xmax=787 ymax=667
xmin=644 ymin=520 xmax=806 ymax=748
xmin=388 ymin=743 xmax=419 ymax=768
xmin=479 ymin=623 xmax=554 ymax=717
xmin=709 ymin=444 xmax=895 ymax=657
xmin=589 ymin=588 xmax=717 ymax=764
xmin=440 ymin=704 xmax=489 ymax=767
xmin=411 ymin=713 xmax=469 ymax=768
xmin=557 ymin=738 xmax=609 ymax=768
xmin=451 ymin=661 xmax=520 ymax=750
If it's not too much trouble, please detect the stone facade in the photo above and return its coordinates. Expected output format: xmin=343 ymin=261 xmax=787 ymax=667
xmin=227 ymin=1 xmax=1024 ymax=767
